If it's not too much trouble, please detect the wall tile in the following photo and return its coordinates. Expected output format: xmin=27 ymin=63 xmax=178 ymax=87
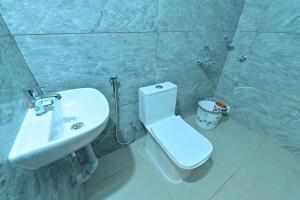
xmin=177 ymin=83 xmax=215 ymax=116
xmin=238 ymin=0 xmax=300 ymax=33
xmin=216 ymin=0 xmax=300 ymax=156
xmin=4 ymin=0 xmax=246 ymax=163
xmin=218 ymin=86 xmax=300 ymax=155
xmin=119 ymin=102 xmax=144 ymax=134
xmin=0 ymin=36 xmax=36 ymax=126
xmin=157 ymin=32 xmax=207 ymax=87
xmin=117 ymin=56 xmax=156 ymax=106
xmin=157 ymin=31 xmax=229 ymax=100
xmin=240 ymin=33 xmax=300 ymax=101
xmin=0 ymin=0 xmax=248 ymax=198
xmin=91 ymin=122 xmax=146 ymax=158
xmin=0 ymin=0 xmax=157 ymax=34
xmin=0 ymin=36 xmax=37 ymax=165
xmin=202 ymin=30 xmax=233 ymax=84
xmin=0 ymin=35 xmax=83 ymax=200
xmin=222 ymin=32 xmax=300 ymax=102
xmin=92 ymin=101 xmax=146 ymax=157
xmin=156 ymin=33 xmax=219 ymax=115
xmin=91 ymin=119 xmax=119 ymax=157
xmin=259 ymin=0 xmax=300 ymax=33
xmin=158 ymin=0 xmax=244 ymax=32
xmin=15 ymin=33 xmax=157 ymax=106
xmin=0 ymin=15 xmax=9 ymax=38
xmin=237 ymin=0 xmax=272 ymax=32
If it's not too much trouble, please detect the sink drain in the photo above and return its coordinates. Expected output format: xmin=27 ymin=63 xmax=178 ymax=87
xmin=71 ymin=122 xmax=84 ymax=130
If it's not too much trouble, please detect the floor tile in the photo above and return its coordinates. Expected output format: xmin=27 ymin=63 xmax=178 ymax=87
xmin=211 ymin=178 xmax=263 ymax=200
xmin=184 ymin=115 xmax=265 ymax=174
xmin=85 ymin=138 xmax=146 ymax=188
xmin=233 ymin=140 xmax=300 ymax=200
xmin=87 ymin=154 xmax=172 ymax=200
xmin=85 ymin=115 xmax=300 ymax=200
xmin=156 ymin=157 xmax=231 ymax=200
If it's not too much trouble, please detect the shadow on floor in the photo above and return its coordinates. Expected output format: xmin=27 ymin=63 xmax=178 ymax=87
xmin=89 ymin=146 xmax=136 ymax=199
xmin=184 ymin=157 xmax=214 ymax=183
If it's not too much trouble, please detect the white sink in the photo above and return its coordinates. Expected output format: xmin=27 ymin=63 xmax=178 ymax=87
xmin=9 ymin=88 xmax=109 ymax=169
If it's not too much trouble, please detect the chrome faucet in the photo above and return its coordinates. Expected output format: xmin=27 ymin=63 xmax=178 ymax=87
xmin=236 ymin=55 xmax=247 ymax=63
xmin=224 ymin=35 xmax=235 ymax=51
xmin=197 ymin=46 xmax=216 ymax=71
xmin=26 ymin=87 xmax=62 ymax=115
xmin=35 ymin=93 xmax=62 ymax=100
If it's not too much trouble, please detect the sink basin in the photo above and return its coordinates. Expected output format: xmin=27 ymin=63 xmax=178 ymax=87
xmin=9 ymin=88 xmax=109 ymax=169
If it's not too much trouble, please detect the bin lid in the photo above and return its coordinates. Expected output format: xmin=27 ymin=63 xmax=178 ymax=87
xmin=198 ymin=100 xmax=216 ymax=112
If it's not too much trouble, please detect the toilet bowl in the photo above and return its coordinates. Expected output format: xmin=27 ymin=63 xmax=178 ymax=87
xmin=139 ymin=82 xmax=213 ymax=183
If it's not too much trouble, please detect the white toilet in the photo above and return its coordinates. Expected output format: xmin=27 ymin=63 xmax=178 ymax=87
xmin=139 ymin=82 xmax=213 ymax=183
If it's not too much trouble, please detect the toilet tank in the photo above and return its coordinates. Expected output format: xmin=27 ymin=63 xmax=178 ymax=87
xmin=139 ymin=82 xmax=177 ymax=126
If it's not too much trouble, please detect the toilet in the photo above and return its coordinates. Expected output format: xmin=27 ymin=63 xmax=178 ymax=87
xmin=139 ymin=82 xmax=213 ymax=183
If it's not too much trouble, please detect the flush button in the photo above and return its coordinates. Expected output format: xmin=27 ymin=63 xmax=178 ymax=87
xmin=155 ymin=85 xmax=163 ymax=89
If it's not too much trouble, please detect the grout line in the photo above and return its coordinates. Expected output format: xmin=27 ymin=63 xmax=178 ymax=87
xmin=208 ymin=140 xmax=265 ymax=200
xmin=158 ymin=30 xmax=232 ymax=33
xmin=137 ymin=138 xmax=175 ymax=200
xmin=0 ymin=12 xmax=40 ymax=87
xmin=12 ymin=29 xmax=300 ymax=37
xmin=232 ymin=0 xmax=247 ymax=38
xmin=90 ymin=162 xmax=131 ymax=184
xmin=12 ymin=31 xmax=156 ymax=36
xmin=232 ymin=82 xmax=300 ymax=104
xmin=252 ymin=0 xmax=274 ymax=33
xmin=10 ymin=30 xmax=226 ymax=37
xmin=156 ymin=0 xmax=159 ymax=32
xmin=222 ymin=149 xmax=265 ymax=200
xmin=235 ymin=138 xmax=267 ymax=172
xmin=208 ymin=171 xmax=236 ymax=200
xmin=208 ymin=130 xmax=267 ymax=200
xmin=237 ymin=30 xmax=300 ymax=35
xmin=155 ymin=0 xmax=160 ymax=83
xmin=212 ymin=0 xmax=247 ymax=97
xmin=11 ymin=35 xmax=40 ymax=85
xmin=222 ymin=138 xmax=300 ymax=200
xmin=0 ymin=34 xmax=10 ymax=39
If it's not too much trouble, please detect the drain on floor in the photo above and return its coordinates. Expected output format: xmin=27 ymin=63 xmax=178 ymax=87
xmin=70 ymin=122 xmax=84 ymax=130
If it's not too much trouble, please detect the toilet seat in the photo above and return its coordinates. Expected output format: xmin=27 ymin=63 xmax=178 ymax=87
xmin=147 ymin=115 xmax=213 ymax=170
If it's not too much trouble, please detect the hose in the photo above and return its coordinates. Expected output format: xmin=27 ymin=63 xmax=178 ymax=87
xmin=109 ymin=75 xmax=135 ymax=145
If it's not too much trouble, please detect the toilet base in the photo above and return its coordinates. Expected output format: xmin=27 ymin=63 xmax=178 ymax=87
xmin=145 ymin=134 xmax=190 ymax=183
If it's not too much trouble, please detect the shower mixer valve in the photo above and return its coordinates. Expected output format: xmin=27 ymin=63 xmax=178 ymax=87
xmin=197 ymin=46 xmax=216 ymax=71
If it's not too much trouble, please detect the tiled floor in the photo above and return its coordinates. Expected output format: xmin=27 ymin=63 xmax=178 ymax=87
xmin=85 ymin=115 xmax=300 ymax=200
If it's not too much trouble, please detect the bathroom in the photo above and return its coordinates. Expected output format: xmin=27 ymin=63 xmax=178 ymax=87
xmin=0 ymin=0 xmax=300 ymax=199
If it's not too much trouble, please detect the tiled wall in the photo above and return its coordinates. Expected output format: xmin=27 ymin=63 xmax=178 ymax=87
xmin=0 ymin=17 xmax=28 ymax=162
xmin=215 ymin=0 xmax=300 ymax=156
xmin=0 ymin=16 xmax=85 ymax=200
xmin=0 ymin=0 xmax=245 ymax=156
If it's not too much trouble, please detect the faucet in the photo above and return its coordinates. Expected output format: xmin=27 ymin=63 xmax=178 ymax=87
xmin=224 ymin=35 xmax=235 ymax=51
xmin=236 ymin=55 xmax=247 ymax=63
xmin=197 ymin=46 xmax=216 ymax=71
xmin=26 ymin=88 xmax=62 ymax=115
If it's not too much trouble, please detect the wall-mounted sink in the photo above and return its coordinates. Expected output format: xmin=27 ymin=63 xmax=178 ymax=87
xmin=9 ymin=88 xmax=109 ymax=169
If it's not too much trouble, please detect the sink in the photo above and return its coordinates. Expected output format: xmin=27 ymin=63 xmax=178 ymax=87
xmin=9 ymin=88 xmax=109 ymax=169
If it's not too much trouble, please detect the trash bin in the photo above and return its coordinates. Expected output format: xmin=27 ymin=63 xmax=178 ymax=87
xmin=196 ymin=100 xmax=229 ymax=130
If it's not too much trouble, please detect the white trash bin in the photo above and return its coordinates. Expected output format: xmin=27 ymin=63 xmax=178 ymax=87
xmin=196 ymin=100 xmax=229 ymax=130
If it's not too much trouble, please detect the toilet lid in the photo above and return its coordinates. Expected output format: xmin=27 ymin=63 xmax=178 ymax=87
xmin=149 ymin=116 xmax=213 ymax=169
